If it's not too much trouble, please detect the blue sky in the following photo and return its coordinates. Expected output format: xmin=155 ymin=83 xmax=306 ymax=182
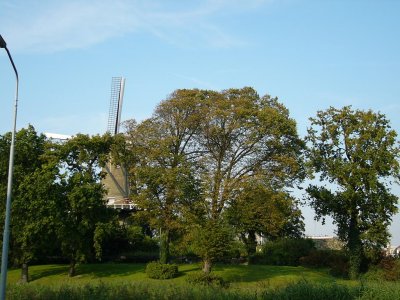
xmin=1 ymin=0 xmax=400 ymax=245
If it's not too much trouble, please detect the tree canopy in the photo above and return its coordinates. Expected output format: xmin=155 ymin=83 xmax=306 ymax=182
xmin=0 ymin=129 xmax=116 ymax=281
xmin=306 ymin=106 xmax=400 ymax=278
xmin=123 ymin=87 xmax=305 ymax=272
xmin=3 ymin=89 xmax=399 ymax=280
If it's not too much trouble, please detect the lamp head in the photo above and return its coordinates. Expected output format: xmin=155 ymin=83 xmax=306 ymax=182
xmin=0 ymin=35 xmax=7 ymax=48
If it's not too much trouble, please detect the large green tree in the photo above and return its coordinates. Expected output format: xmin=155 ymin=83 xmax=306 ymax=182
xmin=195 ymin=87 xmax=305 ymax=272
xmin=124 ymin=89 xmax=204 ymax=263
xmin=0 ymin=126 xmax=61 ymax=283
xmin=55 ymin=134 xmax=115 ymax=276
xmin=122 ymin=87 xmax=304 ymax=272
xmin=13 ymin=159 xmax=63 ymax=282
xmin=306 ymin=106 xmax=400 ymax=279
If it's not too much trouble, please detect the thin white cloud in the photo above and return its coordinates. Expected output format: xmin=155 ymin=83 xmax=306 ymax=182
xmin=0 ymin=0 xmax=269 ymax=53
xmin=2 ymin=0 xmax=140 ymax=53
xmin=35 ymin=112 xmax=108 ymax=135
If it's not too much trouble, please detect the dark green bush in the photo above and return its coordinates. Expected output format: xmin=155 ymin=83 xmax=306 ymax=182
xmin=329 ymin=258 xmax=349 ymax=278
xmin=248 ymin=253 xmax=270 ymax=265
xmin=145 ymin=261 xmax=178 ymax=279
xmin=379 ymin=257 xmax=400 ymax=281
xmin=115 ymin=250 xmax=159 ymax=263
xmin=299 ymin=250 xmax=333 ymax=267
xmin=250 ymin=238 xmax=314 ymax=266
xmin=364 ymin=257 xmax=400 ymax=281
xmin=186 ymin=271 xmax=229 ymax=288
xmin=299 ymin=249 xmax=349 ymax=277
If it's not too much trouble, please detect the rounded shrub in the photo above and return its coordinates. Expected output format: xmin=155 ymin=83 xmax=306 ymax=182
xmin=145 ymin=261 xmax=178 ymax=279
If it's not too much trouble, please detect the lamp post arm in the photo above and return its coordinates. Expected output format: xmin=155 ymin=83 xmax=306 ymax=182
xmin=0 ymin=45 xmax=19 ymax=300
xmin=5 ymin=47 xmax=18 ymax=82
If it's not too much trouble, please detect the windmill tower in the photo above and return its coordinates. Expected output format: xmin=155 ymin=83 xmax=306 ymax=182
xmin=103 ymin=77 xmax=133 ymax=209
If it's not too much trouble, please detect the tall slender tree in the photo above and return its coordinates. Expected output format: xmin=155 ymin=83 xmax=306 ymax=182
xmin=306 ymin=106 xmax=400 ymax=279
xmin=55 ymin=134 xmax=114 ymax=276
xmin=0 ymin=126 xmax=58 ymax=283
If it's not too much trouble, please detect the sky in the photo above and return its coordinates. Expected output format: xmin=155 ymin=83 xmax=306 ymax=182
xmin=1 ymin=0 xmax=399 ymax=245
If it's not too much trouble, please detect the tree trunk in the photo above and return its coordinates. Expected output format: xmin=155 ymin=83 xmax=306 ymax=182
xmin=68 ymin=259 xmax=76 ymax=277
xmin=20 ymin=263 xmax=29 ymax=283
xmin=348 ymin=213 xmax=362 ymax=279
xmin=202 ymin=258 xmax=212 ymax=274
xmin=159 ymin=228 xmax=170 ymax=264
xmin=246 ymin=230 xmax=257 ymax=256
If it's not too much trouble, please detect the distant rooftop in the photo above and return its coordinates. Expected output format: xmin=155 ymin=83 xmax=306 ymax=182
xmin=307 ymin=236 xmax=336 ymax=240
xmin=44 ymin=132 xmax=71 ymax=141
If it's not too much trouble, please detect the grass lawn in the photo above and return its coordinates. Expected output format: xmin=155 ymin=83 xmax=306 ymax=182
xmin=7 ymin=263 xmax=351 ymax=289
xmin=5 ymin=264 xmax=400 ymax=299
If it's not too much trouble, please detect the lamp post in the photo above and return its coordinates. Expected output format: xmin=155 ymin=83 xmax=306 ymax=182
xmin=0 ymin=34 xmax=19 ymax=300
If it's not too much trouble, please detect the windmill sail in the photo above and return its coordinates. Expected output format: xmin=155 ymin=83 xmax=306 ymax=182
xmin=103 ymin=77 xmax=133 ymax=210
xmin=107 ymin=77 xmax=125 ymax=135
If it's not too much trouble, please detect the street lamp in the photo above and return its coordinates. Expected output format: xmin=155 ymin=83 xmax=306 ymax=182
xmin=0 ymin=34 xmax=19 ymax=300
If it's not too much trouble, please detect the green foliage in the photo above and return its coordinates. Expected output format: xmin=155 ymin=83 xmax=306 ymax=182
xmin=227 ymin=181 xmax=304 ymax=255
xmin=145 ymin=262 xmax=178 ymax=279
xmin=225 ymin=240 xmax=247 ymax=262
xmin=0 ymin=126 xmax=59 ymax=282
xmin=116 ymin=250 xmax=159 ymax=263
xmin=53 ymin=134 xmax=115 ymax=275
xmin=378 ymin=257 xmax=400 ymax=281
xmin=299 ymin=249 xmax=349 ymax=278
xmin=250 ymin=239 xmax=314 ymax=266
xmin=186 ymin=272 xmax=229 ymax=288
xmin=188 ymin=220 xmax=235 ymax=271
xmin=123 ymin=87 xmax=305 ymax=270
xmin=96 ymin=213 xmax=156 ymax=261
xmin=93 ymin=222 xmax=117 ymax=260
xmin=363 ymin=257 xmax=400 ymax=281
xmin=306 ymin=106 xmax=400 ymax=278
xmin=123 ymin=90 xmax=205 ymax=263
xmin=298 ymin=249 xmax=350 ymax=278
xmin=125 ymin=225 xmax=144 ymax=246
xmin=195 ymin=88 xmax=305 ymax=247
xmin=299 ymin=249 xmax=347 ymax=267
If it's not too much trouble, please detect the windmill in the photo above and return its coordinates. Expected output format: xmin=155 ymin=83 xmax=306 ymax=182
xmin=107 ymin=77 xmax=125 ymax=135
xmin=103 ymin=77 xmax=134 ymax=210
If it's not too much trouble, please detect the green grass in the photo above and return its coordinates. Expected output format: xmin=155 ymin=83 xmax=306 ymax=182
xmin=5 ymin=263 xmax=400 ymax=299
xmin=211 ymin=264 xmax=347 ymax=288
xmin=7 ymin=263 xmax=346 ymax=287
xmin=7 ymin=263 xmax=149 ymax=285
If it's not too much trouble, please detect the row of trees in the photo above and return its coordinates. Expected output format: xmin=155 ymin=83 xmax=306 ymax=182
xmin=0 ymin=127 xmax=115 ymax=281
xmin=116 ymin=88 xmax=399 ymax=278
xmin=0 ymin=87 xmax=399 ymax=280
